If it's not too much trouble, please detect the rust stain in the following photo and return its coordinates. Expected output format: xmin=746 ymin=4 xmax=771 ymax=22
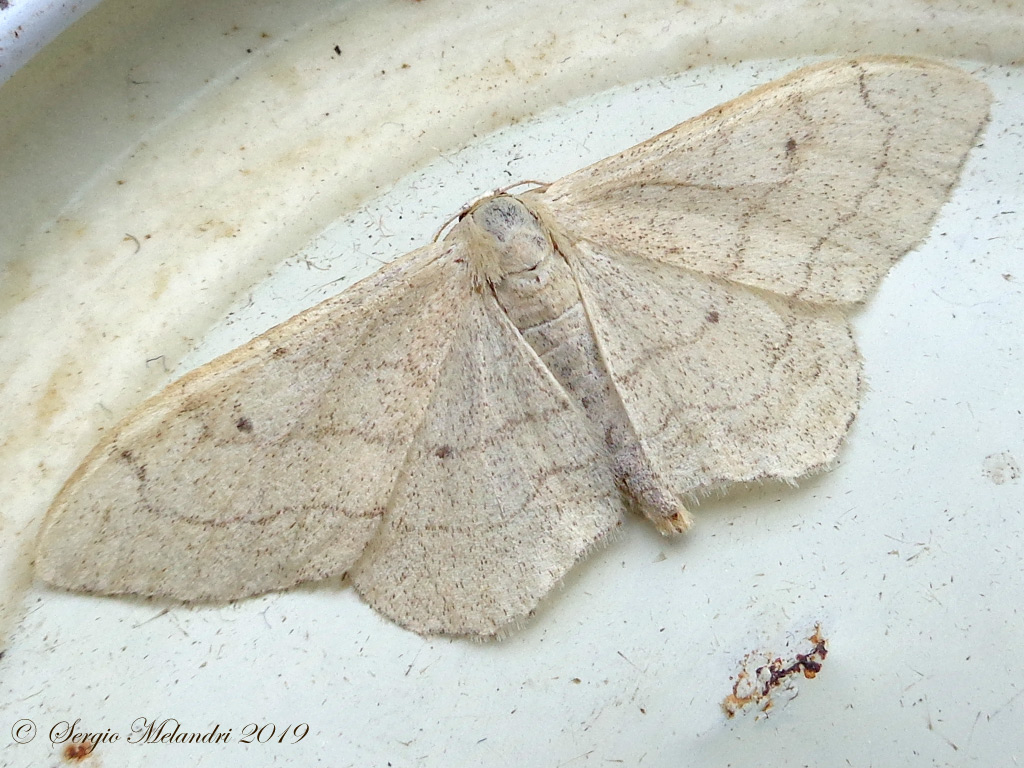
xmin=723 ymin=624 xmax=828 ymax=718
xmin=63 ymin=740 xmax=96 ymax=761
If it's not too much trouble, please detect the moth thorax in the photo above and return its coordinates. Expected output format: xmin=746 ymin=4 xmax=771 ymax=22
xmin=463 ymin=196 xmax=550 ymax=277
xmin=470 ymin=196 xmax=580 ymax=331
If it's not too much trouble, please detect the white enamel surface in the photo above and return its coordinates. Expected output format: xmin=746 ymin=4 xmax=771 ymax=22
xmin=1 ymin=1 xmax=1021 ymax=765
xmin=0 ymin=0 xmax=104 ymax=84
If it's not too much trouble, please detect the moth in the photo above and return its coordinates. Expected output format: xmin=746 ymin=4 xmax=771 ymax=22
xmin=36 ymin=57 xmax=991 ymax=637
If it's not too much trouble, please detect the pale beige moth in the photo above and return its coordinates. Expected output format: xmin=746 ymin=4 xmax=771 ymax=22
xmin=36 ymin=57 xmax=991 ymax=637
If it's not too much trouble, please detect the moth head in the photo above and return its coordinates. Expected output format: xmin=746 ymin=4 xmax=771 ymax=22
xmin=458 ymin=195 xmax=556 ymax=285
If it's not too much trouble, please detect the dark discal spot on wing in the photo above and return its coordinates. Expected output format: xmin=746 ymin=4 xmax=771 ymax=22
xmin=117 ymin=448 xmax=146 ymax=482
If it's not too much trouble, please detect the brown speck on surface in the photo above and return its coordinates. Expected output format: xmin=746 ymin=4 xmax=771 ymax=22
xmin=435 ymin=445 xmax=453 ymax=459
xmin=235 ymin=416 xmax=253 ymax=433
xmin=706 ymin=310 xmax=719 ymax=324
xmin=63 ymin=740 xmax=96 ymax=761
xmin=333 ymin=44 xmax=341 ymax=55
xmin=785 ymin=136 xmax=798 ymax=155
